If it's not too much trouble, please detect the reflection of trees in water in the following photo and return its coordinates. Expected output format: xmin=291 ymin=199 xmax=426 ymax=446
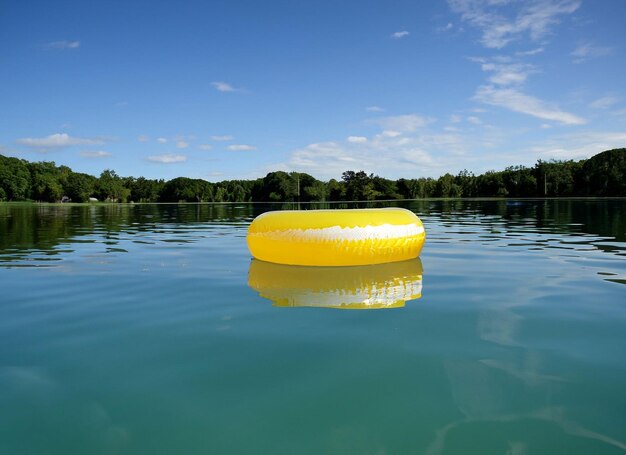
xmin=1 ymin=200 xmax=624 ymax=266
xmin=404 ymin=199 xmax=626 ymax=244
xmin=0 ymin=203 xmax=257 ymax=264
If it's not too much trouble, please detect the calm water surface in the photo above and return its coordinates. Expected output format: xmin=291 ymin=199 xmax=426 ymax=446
xmin=1 ymin=200 xmax=625 ymax=454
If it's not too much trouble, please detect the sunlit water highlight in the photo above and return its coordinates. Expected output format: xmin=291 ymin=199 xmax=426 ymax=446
xmin=1 ymin=200 xmax=625 ymax=454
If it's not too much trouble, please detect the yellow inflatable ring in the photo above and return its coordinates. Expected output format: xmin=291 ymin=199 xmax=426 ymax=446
xmin=246 ymin=208 xmax=425 ymax=266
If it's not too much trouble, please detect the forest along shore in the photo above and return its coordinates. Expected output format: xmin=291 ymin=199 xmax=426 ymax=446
xmin=1 ymin=148 xmax=624 ymax=203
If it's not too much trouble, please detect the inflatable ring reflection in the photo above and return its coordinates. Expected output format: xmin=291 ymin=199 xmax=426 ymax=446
xmin=248 ymin=258 xmax=423 ymax=310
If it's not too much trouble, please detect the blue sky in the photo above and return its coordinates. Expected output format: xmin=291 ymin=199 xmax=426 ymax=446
xmin=1 ymin=0 xmax=625 ymax=181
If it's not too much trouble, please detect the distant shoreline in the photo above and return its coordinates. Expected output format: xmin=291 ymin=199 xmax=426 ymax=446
xmin=3 ymin=196 xmax=626 ymax=207
xmin=1 ymin=148 xmax=625 ymax=202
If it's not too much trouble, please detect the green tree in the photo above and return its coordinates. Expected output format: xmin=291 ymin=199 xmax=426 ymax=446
xmin=435 ymin=173 xmax=462 ymax=198
xmin=327 ymin=179 xmax=344 ymax=201
xmin=29 ymin=161 xmax=63 ymax=202
xmin=0 ymin=156 xmax=31 ymax=200
xmin=303 ymin=180 xmax=328 ymax=201
xmin=160 ymin=177 xmax=212 ymax=202
xmin=455 ymin=170 xmax=477 ymax=197
xmin=342 ymin=170 xmax=380 ymax=200
xmin=96 ymin=169 xmax=130 ymax=202
xmin=66 ymin=172 xmax=97 ymax=202
xmin=581 ymin=148 xmax=626 ymax=196
xmin=252 ymin=171 xmax=300 ymax=202
xmin=477 ymin=171 xmax=507 ymax=197
xmin=129 ymin=177 xmax=164 ymax=202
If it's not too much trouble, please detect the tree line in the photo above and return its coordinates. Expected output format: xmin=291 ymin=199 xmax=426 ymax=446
xmin=1 ymin=148 xmax=624 ymax=203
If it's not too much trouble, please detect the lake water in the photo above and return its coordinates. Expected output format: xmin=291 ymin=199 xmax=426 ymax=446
xmin=1 ymin=200 xmax=625 ymax=454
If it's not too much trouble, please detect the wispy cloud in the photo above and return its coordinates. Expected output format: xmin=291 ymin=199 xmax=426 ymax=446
xmin=147 ymin=153 xmax=187 ymax=163
xmin=278 ymin=111 xmax=608 ymax=180
xmin=516 ymin=47 xmax=544 ymax=56
xmin=448 ymin=0 xmax=580 ymax=48
xmin=474 ymin=85 xmax=586 ymax=125
xmin=45 ymin=40 xmax=80 ymax=50
xmin=611 ymin=108 xmax=626 ymax=118
xmin=527 ymin=131 xmax=626 ymax=160
xmin=227 ymin=144 xmax=256 ymax=151
xmin=437 ymin=22 xmax=454 ymax=32
xmin=156 ymin=137 xmax=168 ymax=144
xmin=80 ymin=150 xmax=111 ymax=158
xmin=137 ymin=135 xmax=149 ymax=142
xmin=176 ymin=140 xmax=189 ymax=149
xmin=381 ymin=130 xmax=402 ymax=138
xmin=211 ymin=81 xmax=242 ymax=92
xmin=277 ymin=119 xmax=511 ymax=180
xmin=365 ymin=106 xmax=385 ymax=112
xmin=571 ymin=42 xmax=611 ymax=63
xmin=211 ymin=135 xmax=234 ymax=141
xmin=285 ymin=132 xmax=455 ymax=180
xmin=347 ymin=136 xmax=368 ymax=143
xmin=16 ymin=133 xmax=105 ymax=149
xmin=198 ymin=144 xmax=213 ymax=150
xmin=374 ymin=114 xmax=435 ymax=132
xmin=391 ymin=31 xmax=410 ymax=39
xmin=479 ymin=59 xmax=535 ymax=85
xmin=589 ymin=96 xmax=619 ymax=110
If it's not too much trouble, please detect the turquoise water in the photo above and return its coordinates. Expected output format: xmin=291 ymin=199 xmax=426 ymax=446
xmin=1 ymin=200 xmax=625 ymax=454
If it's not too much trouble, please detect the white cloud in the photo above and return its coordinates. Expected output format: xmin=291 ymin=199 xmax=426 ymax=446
xmin=467 ymin=116 xmax=482 ymax=125
xmin=176 ymin=140 xmax=189 ymax=149
xmin=450 ymin=114 xmax=462 ymax=123
xmin=589 ymin=96 xmax=619 ymax=110
xmin=374 ymin=114 xmax=435 ymax=132
xmin=347 ymin=136 xmax=368 ymax=143
xmin=275 ymin=109 xmax=621 ymax=180
xmin=289 ymin=142 xmax=361 ymax=175
xmin=211 ymin=135 xmax=234 ymax=141
xmin=147 ymin=153 xmax=187 ymax=163
xmin=279 ymin=119 xmax=504 ymax=180
xmin=438 ymin=22 xmax=454 ymax=32
xmin=16 ymin=133 xmax=105 ymax=149
xmin=137 ymin=135 xmax=149 ymax=142
xmin=516 ymin=47 xmax=544 ymax=56
xmin=474 ymin=85 xmax=586 ymax=125
xmin=612 ymin=108 xmax=626 ymax=118
xmin=381 ymin=130 xmax=402 ymax=138
xmin=227 ymin=144 xmax=256 ymax=151
xmin=480 ymin=60 xmax=535 ymax=86
xmin=80 ymin=150 xmax=111 ymax=158
xmin=391 ymin=31 xmax=410 ymax=39
xmin=571 ymin=43 xmax=611 ymax=63
xmin=528 ymin=131 xmax=626 ymax=160
xmin=156 ymin=137 xmax=167 ymax=144
xmin=198 ymin=144 xmax=213 ymax=150
xmin=285 ymin=131 xmax=456 ymax=180
xmin=211 ymin=81 xmax=239 ymax=92
xmin=448 ymin=0 xmax=580 ymax=48
xmin=45 ymin=40 xmax=80 ymax=50
xmin=365 ymin=106 xmax=385 ymax=112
